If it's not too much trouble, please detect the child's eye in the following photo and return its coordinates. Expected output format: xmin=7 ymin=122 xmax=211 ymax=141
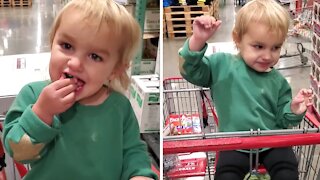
xmin=61 ymin=43 xmax=72 ymax=50
xmin=253 ymin=45 xmax=263 ymax=49
xmin=89 ymin=53 xmax=102 ymax=62
xmin=272 ymin=46 xmax=281 ymax=51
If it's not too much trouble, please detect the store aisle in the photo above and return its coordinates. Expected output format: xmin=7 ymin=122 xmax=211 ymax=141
xmin=163 ymin=0 xmax=311 ymax=96
xmin=0 ymin=0 xmax=64 ymax=56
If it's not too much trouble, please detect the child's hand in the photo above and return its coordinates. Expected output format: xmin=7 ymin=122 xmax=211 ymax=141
xmin=189 ymin=15 xmax=222 ymax=51
xmin=291 ymin=89 xmax=313 ymax=115
xmin=130 ymin=176 xmax=154 ymax=180
xmin=32 ymin=77 xmax=77 ymax=125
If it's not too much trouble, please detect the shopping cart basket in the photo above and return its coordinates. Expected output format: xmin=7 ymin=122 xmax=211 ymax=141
xmin=163 ymin=77 xmax=219 ymax=179
xmin=163 ymin=78 xmax=320 ymax=180
xmin=0 ymin=115 xmax=28 ymax=180
xmin=163 ymin=77 xmax=218 ymax=135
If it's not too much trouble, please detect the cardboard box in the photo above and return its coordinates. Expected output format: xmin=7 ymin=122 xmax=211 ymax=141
xmin=140 ymin=60 xmax=156 ymax=75
xmin=0 ymin=53 xmax=50 ymax=115
xmin=114 ymin=0 xmax=135 ymax=5
xmin=144 ymin=8 xmax=160 ymax=32
xmin=129 ymin=74 xmax=160 ymax=133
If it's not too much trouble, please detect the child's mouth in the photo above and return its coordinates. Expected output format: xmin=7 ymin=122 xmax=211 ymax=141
xmin=65 ymin=73 xmax=74 ymax=79
xmin=64 ymin=73 xmax=85 ymax=92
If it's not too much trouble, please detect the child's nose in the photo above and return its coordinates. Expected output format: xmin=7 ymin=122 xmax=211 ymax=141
xmin=262 ymin=50 xmax=272 ymax=60
xmin=67 ymin=57 xmax=83 ymax=72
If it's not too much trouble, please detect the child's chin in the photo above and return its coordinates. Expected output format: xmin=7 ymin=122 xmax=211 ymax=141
xmin=75 ymin=86 xmax=84 ymax=94
xmin=254 ymin=67 xmax=270 ymax=72
xmin=74 ymin=90 xmax=83 ymax=101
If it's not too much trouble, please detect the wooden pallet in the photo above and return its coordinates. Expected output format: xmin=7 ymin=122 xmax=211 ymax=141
xmin=163 ymin=11 xmax=167 ymax=39
xmin=165 ymin=11 xmax=210 ymax=21
xmin=165 ymin=19 xmax=193 ymax=34
xmin=168 ymin=31 xmax=193 ymax=39
xmin=0 ymin=0 xmax=11 ymax=7
xmin=164 ymin=5 xmax=209 ymax=13
xmin=165 ymin=5 xmax=209 ymax=39
xmin=11 ymin=0 xmax=32 ymax=7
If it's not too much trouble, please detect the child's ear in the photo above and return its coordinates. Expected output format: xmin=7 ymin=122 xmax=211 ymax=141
xmin=109 ymin=62 xmax=129 ymax=80
xmin=232 ymin=30 xmax=240 ymax=47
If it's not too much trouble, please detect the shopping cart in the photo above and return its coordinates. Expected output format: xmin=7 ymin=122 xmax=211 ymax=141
xmin=163 ymin=77 xmax=219 ymax=179
xmin=0 ymin=115 xmax=28 ymax=180
xmin=163 ymin=77 xmax=320 ymax=180
xmin=277 ymin=0 xmax=313 ymax=70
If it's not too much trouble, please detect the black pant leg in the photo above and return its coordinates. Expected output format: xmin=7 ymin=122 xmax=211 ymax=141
xmin=215 ymin=150 xmax=250 ymax=180
xmin=261 ymin=147 xmax=299 ymax=180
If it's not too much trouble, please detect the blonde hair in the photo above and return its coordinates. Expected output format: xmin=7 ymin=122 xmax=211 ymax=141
xmin=233 ymin=0 xmax=290 ymax=42
xmin=49 ymin=0 xmax=141 ymax=92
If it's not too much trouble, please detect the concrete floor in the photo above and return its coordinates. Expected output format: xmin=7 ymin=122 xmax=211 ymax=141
xmin=0 ymin=0 xmax=64 ymax=56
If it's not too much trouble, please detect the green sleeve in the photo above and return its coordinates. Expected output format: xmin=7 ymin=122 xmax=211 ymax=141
xmin=3 ymin=83 xmax=61 ymax=163
xmin=179 ymin=39 xmax=212 ymax=87
xmin=276 ymin=80 xmax=305 ymax=128
xmin=121 ymin=106 xmax=157 ymax=180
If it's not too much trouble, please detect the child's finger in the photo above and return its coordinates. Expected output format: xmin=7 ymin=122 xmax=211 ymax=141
xmin=301 ymin=88 xmax=313 ymax=96
xmin=305 ymin=97 xmax=313 ymax=106
xmin=304 ymin=94 xmax=313 ymax=106
xmin=293 ymin=97 xmax=305 ymax=104
xmin=193 ymin=17 xmax=202 ymax=26
xmin=212 ymin=20 xmax=222 ymax=30
xmin=210 ymin=17 xmax=220 ymax=25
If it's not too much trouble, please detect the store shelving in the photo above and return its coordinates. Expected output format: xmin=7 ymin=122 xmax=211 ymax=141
xmin=132 ymin=0 xmax=159 ymax=75
xmin=129 ymin=0 xmax=160 ymax=170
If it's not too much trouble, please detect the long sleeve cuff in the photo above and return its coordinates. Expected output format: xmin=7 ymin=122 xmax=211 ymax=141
xmin=283 ymin=102 xmax=305 ymax=123
xmin=19 ymin=105 xmax=60 ymax=143
xmin=179 ymin=39 xmax=208 ymax=64
xmin=125 ymin=168 xmax=158 ymax=180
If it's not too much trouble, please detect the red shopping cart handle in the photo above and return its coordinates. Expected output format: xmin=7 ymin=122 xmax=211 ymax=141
xmin=164 ymin=132 xmax=320 ymax=154
xmin=164 ymin=107 xmax=320 ymax=154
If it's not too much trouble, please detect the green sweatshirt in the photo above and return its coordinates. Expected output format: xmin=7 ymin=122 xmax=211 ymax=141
xmin=179 ymin=40 xmax=305 ymax=133
xmin=4 ymin=81 xmax=157 ymax=180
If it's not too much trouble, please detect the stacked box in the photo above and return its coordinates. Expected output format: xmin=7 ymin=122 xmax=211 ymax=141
xmin=129 ymin=74 xmax=160 ymax=133
xmin=144 ymin=8 xmax=160 ymax=33
xmin=311 ymin=1 xmax=320 ymax=114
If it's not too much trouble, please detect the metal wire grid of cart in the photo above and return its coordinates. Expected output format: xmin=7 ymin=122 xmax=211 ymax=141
xmin=163 ymin=77 xmax=320 ymax=180
xmin=0 ymin=115 xmax=28 ymax=180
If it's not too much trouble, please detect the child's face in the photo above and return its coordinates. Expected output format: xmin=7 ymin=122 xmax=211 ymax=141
xmin=49 ymin=8 xmax=122 ymax=102
xmin=234 ymin=22 xmax=284 ymax=72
